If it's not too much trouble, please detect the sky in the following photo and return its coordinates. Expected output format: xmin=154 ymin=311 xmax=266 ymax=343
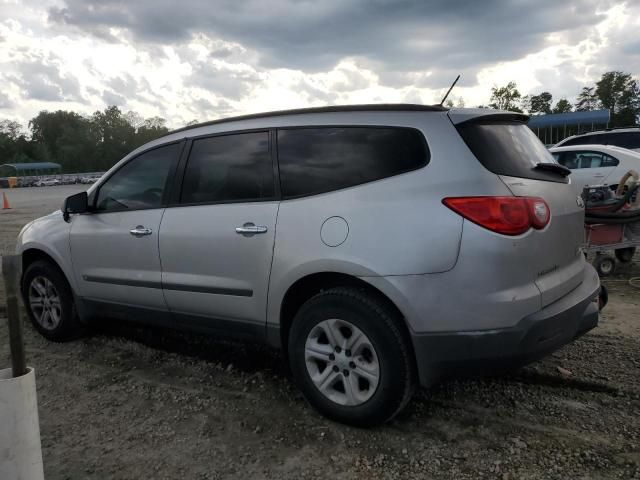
xmin=0 ymin=0 xmax=639 ymax=129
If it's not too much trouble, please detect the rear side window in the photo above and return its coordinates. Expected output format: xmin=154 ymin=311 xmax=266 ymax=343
xmin=180 ymin=132 xmax=274 ymax=204
xmin=456 ymin=121 xmax=568 ymax=183
xmin=555 ymin=151 xmax=619 ymax=169
xmin=609 ymin=132 xmax=640 ymax=149
xmin=277 ymin=127 xmax=429 ymax=198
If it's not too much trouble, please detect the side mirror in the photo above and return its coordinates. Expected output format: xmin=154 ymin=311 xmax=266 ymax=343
xmin=62 ymin=191 xmax=88 ymax=222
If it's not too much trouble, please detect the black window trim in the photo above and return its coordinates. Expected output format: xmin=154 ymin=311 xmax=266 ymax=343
xmin=168 ymin=128 xmax=279 ymax=208
xmin=165 ymin=124 xmax=430 ymax=207
xmin=275 ymin=124 xmax=431 ymax=201
xmin=88 ymin=139 xmax=186 ymax=215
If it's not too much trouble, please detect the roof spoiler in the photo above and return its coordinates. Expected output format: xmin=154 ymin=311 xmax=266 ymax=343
xmin=448 ymin=109 xmax=529 ymax=125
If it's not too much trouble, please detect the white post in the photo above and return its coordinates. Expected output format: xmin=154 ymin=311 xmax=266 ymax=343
xmin=0 ymin=368 xmax=45 ymax=479
xmin=1 ymin=255 xmax=45 ymax=480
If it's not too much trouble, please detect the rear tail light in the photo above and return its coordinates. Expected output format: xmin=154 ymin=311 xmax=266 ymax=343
xmin=442 ymin=196 xmax=550 ymax=236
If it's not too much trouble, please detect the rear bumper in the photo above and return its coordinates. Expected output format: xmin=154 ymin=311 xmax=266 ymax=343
xmin=411 ymin=264 xmax=601 ymax=386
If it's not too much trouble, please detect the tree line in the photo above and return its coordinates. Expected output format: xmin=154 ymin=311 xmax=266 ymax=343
xmin=0 ymin=106 xmax=173 ymax=173
xmin=480 ymin=71 xmax=640 ymax=127
xmin=1 ymin=70 xmax=638 ymax=174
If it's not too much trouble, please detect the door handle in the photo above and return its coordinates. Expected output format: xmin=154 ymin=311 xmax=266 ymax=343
xmin=129 ymin=225 xmax=153 ymax=237
xmin=593 ymin=174 xmax=605 ymax=178
xmin=235 ymin=222 xmax=268 ymax=236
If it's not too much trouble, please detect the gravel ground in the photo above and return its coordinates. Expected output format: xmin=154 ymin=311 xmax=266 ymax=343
xmin=1 ymin=186 xmax=639 ymax=479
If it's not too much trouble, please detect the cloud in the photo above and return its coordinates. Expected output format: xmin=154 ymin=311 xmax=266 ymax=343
xmin=102 ymin=89 xmax=126 ymax=106
xmin=8 ymin=53 xmax=83 ymax=102
xmin=0 ymin=0 xmax=638 ymax=129
xmin=0 ymin=91 xmax=14 ymax=109
xmin=187 ymin=61 xmax=260 ymax=100
xmin=47 ymin=0 xmax=622 ymax=89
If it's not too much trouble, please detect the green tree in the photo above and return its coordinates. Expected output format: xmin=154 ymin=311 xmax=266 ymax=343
xmin=528 ymin=92 xmax=553 ymax=114
xmin=445 ymin=97 xmax=465 ymax=108
xmin=575 ymin=87 xmax=598 ymax=112
xmin=124 ymin=110 xmax=145 ymax=130
xmin=8 ymin=107 xmax=175 ymax=173
xmin=0 ymin=120 xmax=24 ymax=140
xmin=595 ymin=71 xmax=640 ymax=127
xmin=0 ymin=120 xmax=28 ymax=163
xmin=489 ymin=82 xmax=522 ymax=112
xmin=90 ymin=106 xmax=136 ymax=170
xmin=29 ymin=110 xmax=100 ymax=172
xmin=131 ymin=117 xmax=170 ymax=148
xmin=553 ymin=98 xmax=573 ymax=114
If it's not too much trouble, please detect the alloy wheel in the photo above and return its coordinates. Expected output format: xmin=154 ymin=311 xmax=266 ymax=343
xmin=28 ymin=276 xmax=62 ymax=331
xmin=304 ymin=319 xmax=380 ymax=406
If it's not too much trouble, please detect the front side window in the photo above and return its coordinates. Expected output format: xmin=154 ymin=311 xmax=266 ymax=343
xmin=180 ymin=131 xmax=274 ymax=204
xmin=593 ymin=133 xmax=614 ymax=145
xmin=95 ymin=143 xmax=179 ymax=211
xmin=562 ymin=135 xmax=594 ymax=147
xmin=277 ymin=127 xmax=429 ymax=198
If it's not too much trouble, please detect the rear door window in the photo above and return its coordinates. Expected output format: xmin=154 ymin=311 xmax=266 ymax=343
xmin=180 ymin=131 xmax=274 ymax=204
xmin=456 ymin=120 xmax=568 ymax=183
xmin=277 ymin=127 xmax=429 ymax=198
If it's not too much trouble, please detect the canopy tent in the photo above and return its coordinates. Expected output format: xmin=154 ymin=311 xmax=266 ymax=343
xmin=0 ymin=162 xmax=61 ymax=177
xmin=528 ymin=109 xmax=610 ymax=128
xmin=528 ymin=109 xmax=610 ymax=145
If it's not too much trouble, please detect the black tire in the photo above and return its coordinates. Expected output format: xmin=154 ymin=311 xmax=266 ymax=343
xmin=615 ymin=247 xmax=636 ymax=263
xmin=593 ymin=254 xmax=616 ymax=277
xmin=288 ymin=287 xmax=416 ymax=427
xmin=22 ymin=260 xmax=81 ymax=342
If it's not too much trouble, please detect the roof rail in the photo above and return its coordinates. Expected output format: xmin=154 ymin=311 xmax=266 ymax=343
xmin=573 ymin=126 xmax=639 ymax=135
xmin=167 ymin=103 xmax=447 ymax=136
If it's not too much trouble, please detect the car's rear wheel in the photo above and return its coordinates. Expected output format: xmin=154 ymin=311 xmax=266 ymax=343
xmin=288 ymin=287 xmax=415 ymax=427
xmin=22 ymin=260 xmax=81 ymax=342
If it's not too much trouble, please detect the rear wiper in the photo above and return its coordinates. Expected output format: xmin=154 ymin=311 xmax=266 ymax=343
xmin=534 ymin=162 xmax=571 ymax=177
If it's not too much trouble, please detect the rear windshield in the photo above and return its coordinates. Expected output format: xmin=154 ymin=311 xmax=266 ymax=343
xmin=456 ymin=120 xmax=568 ymax=183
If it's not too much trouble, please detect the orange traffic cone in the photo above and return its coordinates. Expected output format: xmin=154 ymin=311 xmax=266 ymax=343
xmin=2 ymin=192 xmax=10 ymax=209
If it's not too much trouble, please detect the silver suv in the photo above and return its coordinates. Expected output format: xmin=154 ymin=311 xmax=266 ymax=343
xmin=16 ymin=105 xmax=601 ymax=426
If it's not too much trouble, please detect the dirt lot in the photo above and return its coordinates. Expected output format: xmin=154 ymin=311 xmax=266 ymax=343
xmin=1 ymin=186 xmax=639 ymax=479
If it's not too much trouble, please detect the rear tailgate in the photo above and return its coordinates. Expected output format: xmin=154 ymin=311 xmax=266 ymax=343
xmin=499 ymin=175 xmax=586 ymax=306
xmin=452 ymin=112 xmax=586 ymax=307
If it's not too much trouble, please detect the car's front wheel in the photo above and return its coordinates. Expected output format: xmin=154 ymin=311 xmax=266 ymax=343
xmin=288 ymin=287 xmax=416 ymax=427
xmin=22 ymin=260 xmax=81 ymax=342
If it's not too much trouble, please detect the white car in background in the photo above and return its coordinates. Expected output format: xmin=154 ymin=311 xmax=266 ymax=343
xmin=553 ymin=128 xmax=640 ymax=152
xmin=549 ymin=144 xmax=640 ymax=193
xmin=34 ymin=178 xmax=61 ymax=187
xmin=79 ymin=176 xmax=98 ymax=184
